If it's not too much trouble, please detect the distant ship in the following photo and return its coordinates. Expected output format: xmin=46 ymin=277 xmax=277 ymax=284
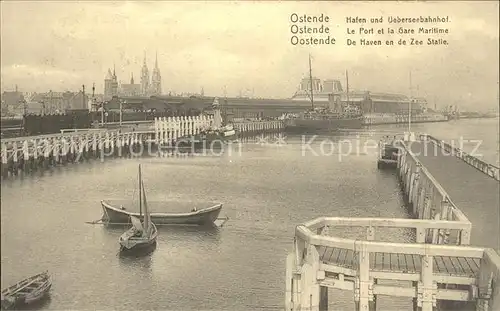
xmin=177 ymin=97 xmax=237 ymax=148
xmin=284 ymin=55 xmax=364 ymax=133
xmin=284 ymin=108 xmax=363 ymax=133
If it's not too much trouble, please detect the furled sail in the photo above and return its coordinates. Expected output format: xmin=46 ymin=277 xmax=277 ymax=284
xmin=130 ymin=216 xmax=143 ymax=232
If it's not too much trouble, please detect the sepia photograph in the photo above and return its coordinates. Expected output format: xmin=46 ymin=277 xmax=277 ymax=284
xmin=1 ymin=1 xmax=499 ymax=311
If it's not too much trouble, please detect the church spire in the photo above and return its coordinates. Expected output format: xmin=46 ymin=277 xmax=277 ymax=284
xmin=151 ymin=50 xmax=161 ymax=96
xmin=131 ymin=72 xmax=134 ymax=84
xmin=140 ymin=51 xmax=149 ymax=96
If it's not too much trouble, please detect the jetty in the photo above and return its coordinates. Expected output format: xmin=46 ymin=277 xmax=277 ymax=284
xmin=1 ymin=116 xmax=283 ymax=178
xmin=285 ymin=133 xmax=500 ymax=311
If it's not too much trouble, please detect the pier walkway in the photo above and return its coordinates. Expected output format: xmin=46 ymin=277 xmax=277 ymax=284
xmin=285 ymin=134 xmax=500 ymax=311
xmin=409 ymin=135 xmax=500 ymax=249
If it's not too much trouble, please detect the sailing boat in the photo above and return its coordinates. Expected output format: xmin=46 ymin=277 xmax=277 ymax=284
xmin=119 ymin=164 xmax=158 ymax=253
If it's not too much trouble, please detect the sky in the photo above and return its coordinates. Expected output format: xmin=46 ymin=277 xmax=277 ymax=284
xmin=1 ymin=1 xmax=498 ymax=110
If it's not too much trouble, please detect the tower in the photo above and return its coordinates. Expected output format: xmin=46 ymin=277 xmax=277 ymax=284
xmin=111 ymin=64 xmax=118 ymax=97
xmin=104 ymin=69 xmax=114 ymax=100
xmin=151 ymin=51 xmax=162 ymax=96
xmin=140 ymin=52 xmax=150 ymax=96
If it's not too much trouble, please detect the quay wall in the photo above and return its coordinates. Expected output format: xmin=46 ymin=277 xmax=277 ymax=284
xmin=363 ymin=113 xmax=448 ymax=126
xmin=285 ymin=134 xmax=500 ymax=311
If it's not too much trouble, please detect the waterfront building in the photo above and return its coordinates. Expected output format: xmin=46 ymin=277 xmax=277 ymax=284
xmin=292 ymin=77 xmax=427 ymax=114
xmin=1 ymin=87 xmax=25 ymax=116
xmin=120 ymin=74 xmax=141 ymax=97
xmin=104 ymin=52 xmax=162 ymax=99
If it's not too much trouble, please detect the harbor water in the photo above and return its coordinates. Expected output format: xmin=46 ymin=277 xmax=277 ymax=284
xmin=1 ymin=119 xmax=498 ymax=310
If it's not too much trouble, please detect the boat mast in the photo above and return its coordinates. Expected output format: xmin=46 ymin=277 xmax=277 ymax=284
xmin=346 ymin=70 xmax=350 ymax=112
xmin=409 ymin=70 xmax=412 ymax=133
xmin=223 ymin=86 xmax=227 ymax=125
xmin=138 ymin=164 xmax=142 ymax=216
xmin=309 ymin=54 xmax=314 ymax=110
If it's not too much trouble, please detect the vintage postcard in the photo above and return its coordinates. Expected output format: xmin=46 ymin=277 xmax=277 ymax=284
xmin=1 ymin=1 xmax=499 ymax=311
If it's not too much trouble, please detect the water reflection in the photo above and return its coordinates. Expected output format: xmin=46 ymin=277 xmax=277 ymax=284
xmin=15 ymin=296 xmax=52 ymax=311
xmin=118 ymin=244 xmax=157 ymax=264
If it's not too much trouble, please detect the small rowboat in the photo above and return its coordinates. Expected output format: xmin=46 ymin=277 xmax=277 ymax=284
xmin=1 ymin=271 xmax=51 ymax=310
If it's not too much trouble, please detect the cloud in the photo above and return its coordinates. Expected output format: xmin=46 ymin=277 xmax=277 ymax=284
xmin=0 ymin=1 xmax=498 ymax=109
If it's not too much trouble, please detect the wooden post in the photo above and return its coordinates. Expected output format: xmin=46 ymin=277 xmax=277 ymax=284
xmin=294 ymin=237 xmax=306 ymax=267
xmin=105 ymin=132 xmax=110 ymax=154
xmin=319 ymin=286 xmax=328 ymax=311
xmin=92 ymin=133 xmax=97 ymax=157
xmin=61 ymin=137 xmax=68 ymax=165
xmin=70 ymin=136 xmax=76 ymax=162
xmin=415 ymin=255 xmax=437 ymax=311
xmin=460 ymin=225 xmax=472 ymax=245
xmin=44 ymin=139 xmax=51 ymax=166
xmin=476 ymin=250 xmax=496 ymax=311
xmin=53 ymin=139 xmax=59 ymax=164
xmin=405 ymin=166 xmax=412 ymax=196
xmin=1 ymin=142 xmax=8 ymax=178
xmin=355 ymin=242 xmax=375 ymax=311
xmin=416 ymin=179 xmax=427 ymax=218
xmin=32 ymin=139 xmax=39 ymax=170
xmin=438 ymin=199 xmax=451 ymax=244
xmin=297 ymin=244 xmax=321 ymax=311
xmin=366 ymin=226 xmax=375 ymax=241
xmin=22 ymin=140 xmax=29 ymax=172
xmin=12 ymin=141 xmax=18 ymax=175
xmin=285 ymin=253 xmax=296 ymax=311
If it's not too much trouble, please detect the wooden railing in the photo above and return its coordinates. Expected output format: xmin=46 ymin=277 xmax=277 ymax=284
xmin=421 ymin=134 xmax=500 ymax=181
xmin=286 ymin=217 xmax=500 ymax=311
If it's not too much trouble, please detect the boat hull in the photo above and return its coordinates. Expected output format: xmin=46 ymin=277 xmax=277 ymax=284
xmin=23 ymin=283 xmax=51 ymax=305
xmin=101 ymin=201 xmax=223 ymax=226
xmin=377 ymin=141 xmax=400 ymax=169
xmin=377 ymin=159 xmax=398 ymax=169
xmin=119 ymin=241 xmax=157 ymax=256
xmin=119 ymin=221 xmax=158 ymax=255
xmin=1 ymin=272 xmax=51 ymax=310
xmin=284 ymin=117 xmax=364 ymax=133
